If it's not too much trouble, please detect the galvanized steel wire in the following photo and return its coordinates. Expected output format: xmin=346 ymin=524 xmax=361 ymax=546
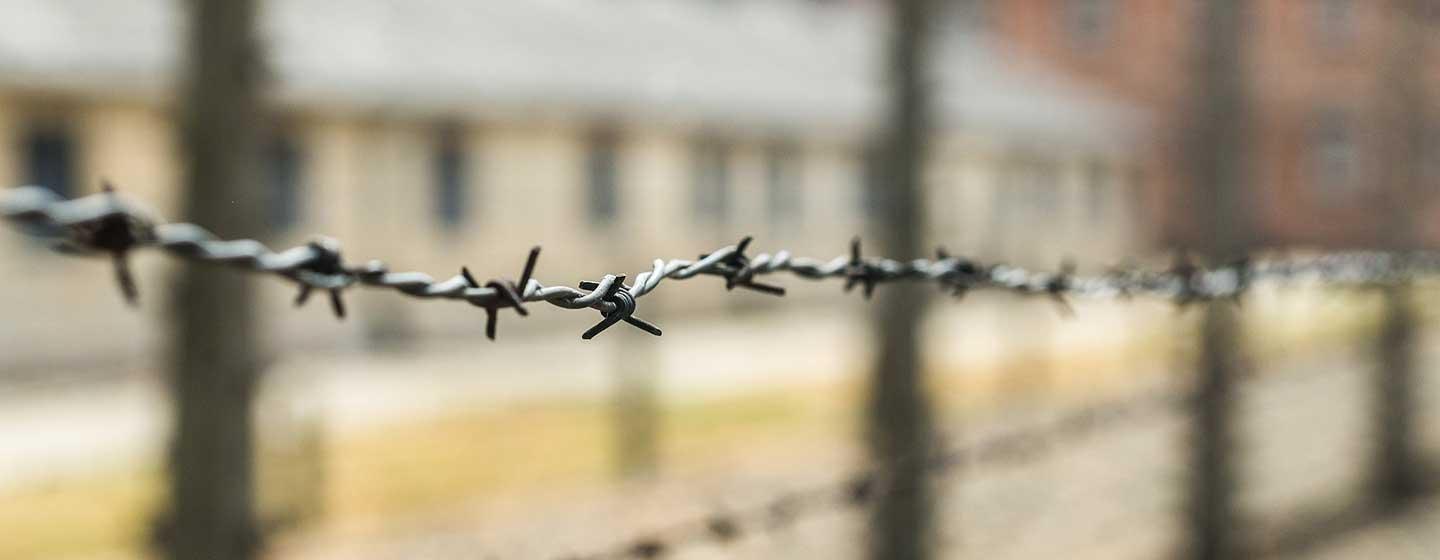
xmin=3 ymin=184 xmax=1438 ymax=339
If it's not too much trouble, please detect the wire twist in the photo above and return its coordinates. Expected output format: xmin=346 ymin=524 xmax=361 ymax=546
xmin=4 ymin=184 xmax=1437 ymax=338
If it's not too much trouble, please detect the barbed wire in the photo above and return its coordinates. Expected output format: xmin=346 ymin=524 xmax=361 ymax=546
xmin=3 ymin=184 xmax=1432 ymax=556
xmin=3 ymin=184 xmax=1436 ymax=339
xmin=548 ymin=386 xmax=1183 ymax=559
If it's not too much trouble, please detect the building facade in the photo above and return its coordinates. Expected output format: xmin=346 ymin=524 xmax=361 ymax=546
xmin=0 ymin=0 xmax=1145 ymax=369
xmin=973 ymin=0 xmax=1440 ymax=248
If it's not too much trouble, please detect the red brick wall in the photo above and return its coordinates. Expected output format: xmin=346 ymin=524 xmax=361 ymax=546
xmin=983 ymin=0 xmax=1440 ymax=250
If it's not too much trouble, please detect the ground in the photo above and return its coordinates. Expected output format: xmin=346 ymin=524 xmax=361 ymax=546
xmin=1 ymin=289 xmax=1438 ymax=559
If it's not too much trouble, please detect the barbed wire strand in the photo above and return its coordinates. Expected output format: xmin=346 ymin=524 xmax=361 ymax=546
xmin=3 ymin=184 xmax=1432 ymax=557
xmin=4 ymin=185 xmax=1435 ymax=339
xmin=551 ymin=386 xmax=1183 ymax=560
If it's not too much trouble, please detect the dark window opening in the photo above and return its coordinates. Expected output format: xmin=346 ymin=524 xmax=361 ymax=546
xmin=434 ymin=125 xmax=468 ymax=229
xmin=265 ymin=132 xmax=304 ymax=232
xmin=1063 ymin=0 xmax=1116 ymax=51
xmin=1425 ymin=122 xmax=1440 ymax=190
xmin=1085 ymin=160 xmax=1109 ymax=224
xmin=765 ymin=142 xmax=802 ymax=227
xmin=587 ymin=130 xmax=620 ymax=226
xmin=24 ymin=125 xmax=76 ymax=199
xmin=1310 ymin=109 xmax=1361 ymax=202
xmin=948 ymin=0 xmax=990 ymax=30
xmin=692 ymin=137 xmax=730 ymax=223
xmin=1313 ymin=0 xmax=1356 ymax=52
xmin=859 ymin=141 xmax=886 ymax=221
xmin=993 ymin=155 xmax=1060 ymax=256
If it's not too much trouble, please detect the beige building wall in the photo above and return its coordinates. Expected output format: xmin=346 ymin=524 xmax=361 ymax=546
xmin=0 ymin=95 xmax=1142 ymax=369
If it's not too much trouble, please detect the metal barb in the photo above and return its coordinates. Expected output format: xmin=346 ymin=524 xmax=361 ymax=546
xmin=71 ymin=182 xmax=150 ymax=306
xmin=843 ymin=236 xmax=880 ymax=299
xmin=1047 ymin=259 xmax=1076 ymax=317
xmin=9 ymin=186 xmax=1440 ymax=340
xmin=578 ymin=276 xmax=662 ymax=339
xmin=1170 ymin=250 xmax=1202 ymax=310
xmin=460 ymin=246 xmax=542 ymax=340
xmin=935 ymin=245 xmax=980 ymax=298
xmin=1228 ymin=256 xmax=1250 ymax=306
xmin=699 ymin=236 xmax=786 ymax=296
xmin=290 ymin=239 xmax=349 ymax=320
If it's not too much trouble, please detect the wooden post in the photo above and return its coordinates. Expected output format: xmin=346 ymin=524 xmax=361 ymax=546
xmin=1187 ymin=1 xmax=1248 ymax=558
xmin=867 ymin=1 xmax=936 ymax=559
xmin=1371 ymin=0 xmax=1428 ymax=511
xmin=160 ymin=0 xmax=266 ymax=558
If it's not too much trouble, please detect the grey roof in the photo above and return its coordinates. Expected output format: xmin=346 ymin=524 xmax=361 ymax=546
xmin=0 ymin=0 xmax=1143 ymax=149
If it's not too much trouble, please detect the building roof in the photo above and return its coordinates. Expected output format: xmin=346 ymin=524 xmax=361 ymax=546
xmin=0 ymin=0 xmax=1143 ymax=148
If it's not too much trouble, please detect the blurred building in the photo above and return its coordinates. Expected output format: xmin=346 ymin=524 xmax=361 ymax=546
xmin=971 ymin=0 xmax=1440 ymax=247
xmin=0 ymin=0 xmax=1144 ymax=369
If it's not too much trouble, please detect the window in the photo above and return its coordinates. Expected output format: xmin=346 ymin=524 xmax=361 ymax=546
xmin=264 ymin=131 xmax=304 ymax=231
xmin=1425 ymin=122 xmax=1440 ymax=190
xmin=1309 ymin=109 xmax=1361 ymax=202
xmin=691 ymin=136 xmax=730 ymax=223
xmin=1063 ymin=0 xmax=1116 ymax=50
xmin=949 ymin=0 xmax=990 ymax=30
xmin=433 ymin=124 xmax=468 ymax=229
xmin=586 ymin=129 xmax=620 ymax=226
xmin=765 ymin=142 xmax=802 ymax=227
xmin=858 ymin=141 xmax=886 ymax=221
xmin=23 ymin=124 xmax=76 ymax=198
xmin=1313 ymin=0 xmax=1356 ymax=51
xmin=1019 ymin=159 xmax=1061 ymax=218
xmin=992 ymin=155 xmax=1060 ymax=255
xmin=1084 ymin=160 xmax=1109 ymax=224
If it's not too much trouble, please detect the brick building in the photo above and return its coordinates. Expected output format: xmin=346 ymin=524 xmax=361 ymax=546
xmin=969 ymin=0 xmax=1440 ymax=248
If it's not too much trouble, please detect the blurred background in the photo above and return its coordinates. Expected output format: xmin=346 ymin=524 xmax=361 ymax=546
xmin=0 ymin=0 xmax=1437 ymax=558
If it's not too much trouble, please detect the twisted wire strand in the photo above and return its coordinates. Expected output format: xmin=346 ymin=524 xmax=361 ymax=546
xmin=552 ymin=386 xmax=1182 ymax=560
xmin=1 ymin=185 xmax=1432 ymax=556
xmin=4 ymin=185 xmax=1438 ymax=338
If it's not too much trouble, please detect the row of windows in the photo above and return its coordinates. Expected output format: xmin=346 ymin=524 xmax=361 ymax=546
xmin=1307 ymin=110 xmax=1440 ymax=203
xmin=950 ymin=0 xmax=1364 ymax=53
xmin=18 ymin=116 xmax=1431 ymax=233
xmin=582 ymin=131 xmax=805 ymax=228
xmin=9 ymin=121 xmax=810 ymax=233
xmin=14 ymin=120 xmax=309 ymax=232
xmin=9 ymin=120 xmax=1122 ymax=234
xmin=278 ymin=127 xmax=809 ymax=231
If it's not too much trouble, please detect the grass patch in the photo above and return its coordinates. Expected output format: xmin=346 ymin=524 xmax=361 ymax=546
xmin=0 ymin=466 xmax=160 ymax=560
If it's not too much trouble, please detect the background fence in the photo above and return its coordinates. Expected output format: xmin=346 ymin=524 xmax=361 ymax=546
xmin=0 ymin=1 xmax=1437 ymax=559
xmin=4 ymin=185 xmax=1439 ymax=559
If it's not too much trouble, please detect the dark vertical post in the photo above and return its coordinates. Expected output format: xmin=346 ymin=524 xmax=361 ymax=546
xmin=1187 ymin=1 xmax=1248 ymax=559
xmin=161 ymin=0 xmax=266 ymax=558
xmin=867 ymin=0 xmax=935 ymax=559
xmin=1374 ymin=285 xmax=1420 ymax=505
xmin=1371 ymin=0 xmax=1428 ymax=511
